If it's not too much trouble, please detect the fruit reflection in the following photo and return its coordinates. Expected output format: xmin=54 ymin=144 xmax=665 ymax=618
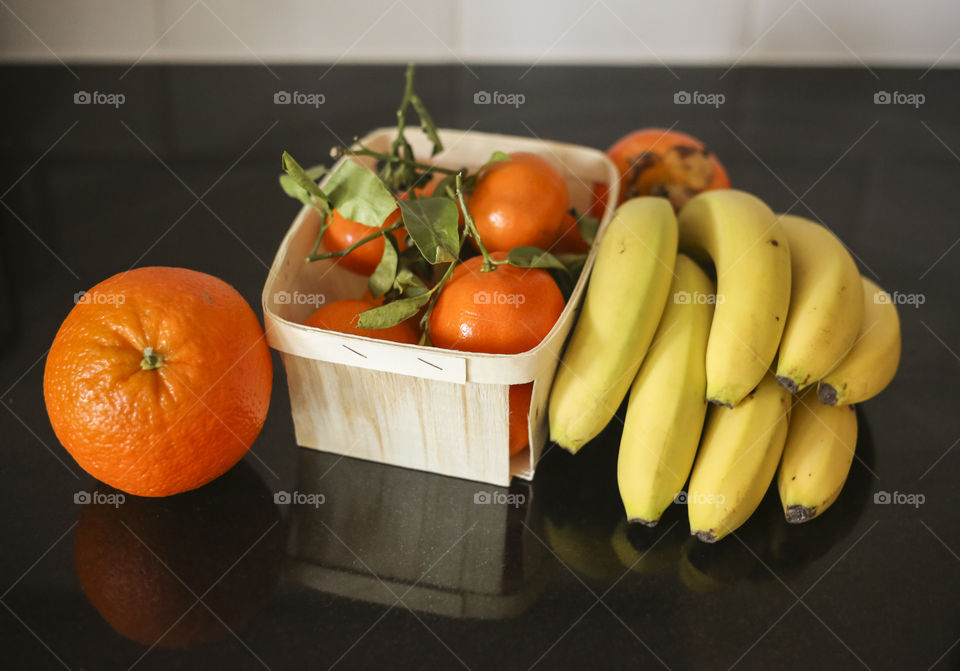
xmin=287 ymin=449 xmax=550 ymax=619
xmin=74 ymin=461 xmax=283 ymax=648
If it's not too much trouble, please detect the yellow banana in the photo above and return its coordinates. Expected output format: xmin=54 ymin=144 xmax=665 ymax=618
xmin=678 ymin=190 xmax=791 ymax=407
xmin=549 ymin=197 xmax=678 ymax=453
xmin=818 ymin=277 xmax=901 ymax=405
xmin=777 ymin=388 xmax=857 ymax=523
xmin=618 ymin=254 xmax=713 ymax=525
xmin=775 ymin=215 xmax=864 ymax=393
xmin=688 ymin=372 xmax=791 ymax=542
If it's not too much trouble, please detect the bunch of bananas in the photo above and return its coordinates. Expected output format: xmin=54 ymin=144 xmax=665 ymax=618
xmin=549 ymin=191 xmax=901 ymax=542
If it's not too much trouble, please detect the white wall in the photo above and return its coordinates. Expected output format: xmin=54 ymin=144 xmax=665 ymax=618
xmin=1 ymin=0 xmax=958 ymax=66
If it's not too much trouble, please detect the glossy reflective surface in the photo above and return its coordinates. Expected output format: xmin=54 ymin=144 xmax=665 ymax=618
xmin=1 ymin=65 xmax=958 ymax=670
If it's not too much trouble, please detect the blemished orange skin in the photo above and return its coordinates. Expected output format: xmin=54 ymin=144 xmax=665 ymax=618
xmin=596 ymin=128 xmax=730 ymax=214
xmin=43 ymin=267 xmax=273 ymax=498
xmin=305 ymin=298 xmax=419 ymax=344
xmin=429 ymin=252 xmax=565 ymax=454
xmin=469 ymin=152 xmax=569 ymax=252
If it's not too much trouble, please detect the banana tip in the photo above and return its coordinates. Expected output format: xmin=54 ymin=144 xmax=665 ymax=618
xmin=775 ymin=375 xmax=799 ymax=394
xmin=628 ymin=517 xmax=660 ymax=528
xmin=707 ymin=398 xmax=733 ymax=409
xmin=817 ymin=384 xmax=838 ymax=406
xmin=693 ymin=530 xmax=717 ymax=543
xmin=785 ymin=505 xmax=815 ymax=524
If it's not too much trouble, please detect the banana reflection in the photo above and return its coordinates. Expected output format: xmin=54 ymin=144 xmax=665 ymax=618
xmin=74 ymin=461 xmax=284 ymax=648
xmin=286 ymin=448 xmax=552 ymax=619
xmin=536 ymin=407 xmax=873 ymax=591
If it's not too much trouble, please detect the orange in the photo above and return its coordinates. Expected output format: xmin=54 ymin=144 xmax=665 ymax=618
xmin=74 ymin=462 xmax=283 ymax=648
xmin=600 ymin=128 xmax=730 ymax=212
xmin=429 ymin=252 xmax=565 ymax=454
xmin=43 ymin=267 xmax=273 ymax=497
xmin=509 ymin=382 xmax=535 ymax=456
xmin=305 ymin=298 xmax=419 ymax=344
xmin=323 ymin=208 xmax=408 ymax=276
xmin=553 ymin=211 xmax=592 ymax=254
xmin=469 ymin=152 xmax=569 ymax=252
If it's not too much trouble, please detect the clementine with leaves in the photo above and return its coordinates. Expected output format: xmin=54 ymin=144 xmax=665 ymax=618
xmin=305 ymin=297 xmax=419 ymax=344
xmin=429 ymin=252 xmax=565 ymax=454
xmin=322 ymin=208 xmax=407 ymax=276
xmin=469 ymin=152 xmax=569 ymax=252
xmin=43 ymin=267 xmax=273 ymax=497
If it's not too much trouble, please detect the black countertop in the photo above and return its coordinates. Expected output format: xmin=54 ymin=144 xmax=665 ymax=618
xmin=1 ymin=65 xmax=958 ymax=671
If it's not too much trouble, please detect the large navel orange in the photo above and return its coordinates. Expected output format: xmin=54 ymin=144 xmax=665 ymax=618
xmin=43 ymin=266 xmax=273 ymax=497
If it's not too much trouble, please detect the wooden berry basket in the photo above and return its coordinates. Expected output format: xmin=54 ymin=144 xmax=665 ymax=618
xmin=262 ymin=127 xmax=619 ymax=486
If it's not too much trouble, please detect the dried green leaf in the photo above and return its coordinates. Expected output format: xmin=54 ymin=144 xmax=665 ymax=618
xmin=357 ymin=292 xmax=432 ymax=330
xmin=368 ymin=232 xmax=399 ymax=298
xmin=324 ymin=160 xmax=397 ymax=229
xmin=556 ymin=252 xmax=588 ymax=276
xmin=394 ymin=268 xmax=429 ymax=297
xmin=574 ymin=209 xmax=600 ymax=246
xmin=399 ymin=196 xmax=460 ymax=264
xmin=507 ymin=246 xmax=569 ymax=272
xmin=281 ymin=151 xmax=330 ymax=214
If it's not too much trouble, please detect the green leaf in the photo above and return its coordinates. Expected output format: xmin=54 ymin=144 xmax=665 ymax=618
xmin=394 ymin=268 xmax=429 ymax=297
xmin=282 ymin=151 xmax=330 ymax=214
xmin=324 ymin=160 xmax=397 ymax=229
xmin=279 ymin=174 xmax=311 ymax=206
xmin=399 ymin=196 xmax=461 ymax=264
xmin=507 ymin=246 xmax=569 ymax=273
xmin=573 ymin=209 xmax=600 ymax=246
xmin=357 ymin=292 xmax=431 ymax=330
xmin=556 ymin=252 xmax=588 ymax=276
xmin=368 ymin=232 xmax=399 ymax=298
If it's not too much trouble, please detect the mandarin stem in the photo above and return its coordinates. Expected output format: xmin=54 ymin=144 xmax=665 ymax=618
xmin=141 ymin=347 xmax=164 ymax=370
xmin=306 ymin=219 xmax=403 ymax=263
xmin=454 ymin=172 xmax=496 ymax=272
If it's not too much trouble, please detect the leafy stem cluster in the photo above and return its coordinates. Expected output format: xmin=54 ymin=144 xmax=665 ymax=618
xmin=277 ymin=63 xmax=589 ymax=333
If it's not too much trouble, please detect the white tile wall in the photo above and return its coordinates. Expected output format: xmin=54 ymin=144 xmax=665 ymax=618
xmin=1 ymin=0 xmax=958 ymax=66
